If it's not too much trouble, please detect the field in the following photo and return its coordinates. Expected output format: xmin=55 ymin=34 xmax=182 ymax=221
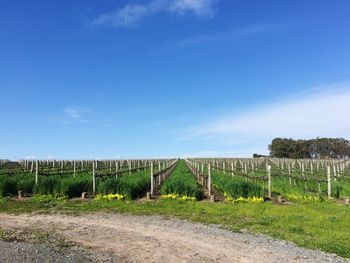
xmin=0 ymin=157 xmax=349 ymax=259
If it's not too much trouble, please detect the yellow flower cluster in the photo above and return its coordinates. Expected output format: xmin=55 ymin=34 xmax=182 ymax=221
xmin=94 ymin=193 xmax=125 ymax=201
xmin=225 ymin=196 xmax=264 ymax=203
xmin=161 ymin=193 xmax=196 ymax=201
xmin=286 ymin=194 xmax=319 ymax=203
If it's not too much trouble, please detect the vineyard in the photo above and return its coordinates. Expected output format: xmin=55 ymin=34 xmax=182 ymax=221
xmin=187 ymin=158 xmax=350 ymax=202
xmin=0 ymin=157 xmax=349 ymax=203
xmin=0 ymin=159 xmax=177 ymax=200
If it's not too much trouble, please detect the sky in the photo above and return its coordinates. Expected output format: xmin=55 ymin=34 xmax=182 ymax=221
xmin=1 ymin=0 xmax=350 ymax=160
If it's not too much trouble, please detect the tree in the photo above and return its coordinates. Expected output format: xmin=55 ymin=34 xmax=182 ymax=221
xmin=268 ymin=137 xmax=350 ymax=159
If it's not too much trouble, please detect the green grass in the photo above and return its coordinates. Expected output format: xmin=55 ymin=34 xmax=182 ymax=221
xmin=0 ymin=197 xmax=349 ymax=258
xmin=211 ymin=162 xmax=350 ymax=200
xmin=98 ymin=170 xmax=150 ymax=199
xmin=160 ymin=160 xmax=202 ymax=199
xmin=211 ymin=171 xmax=265 ymax=198
xmin=0 ymin=169 xmax=152 ymax=199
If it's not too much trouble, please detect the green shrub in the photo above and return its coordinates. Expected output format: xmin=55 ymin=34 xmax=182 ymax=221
xmin=17 ymin=175 xmax=35 ymax=195
xmin=0 ymin=176 xmax=17 ymax=197
xmin=33 ymin=176 xmax=61 ymax=195
xmin=60 ymin=176 xmax=92 ymax=198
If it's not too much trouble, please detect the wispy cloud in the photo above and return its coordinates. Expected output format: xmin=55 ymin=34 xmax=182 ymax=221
xmin=54 ymin=107 xmax=90 ymax=125
xmin=165 ymin=22 xmax=285 ymax=49
xmin=64 ymin=107 xmax=84 ymax=118
xmin=92 ymin=0 xmax=219 ymax=28
xmin=182 ymin=84 xmax=350 ymax=144
xmin=52 ymin=107 xmax=115 ymax=128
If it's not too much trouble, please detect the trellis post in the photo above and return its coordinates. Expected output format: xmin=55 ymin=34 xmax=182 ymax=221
xmin=35 ymin=160 xmax=39 ymax=185
xmin=150 ymin=162 xmax=154 ymax=195
xmin=92 ymin=162 xmax=96 ymax=195
xmin=327 ymin=165 xmax=331 ymax=199
xmin=267 ymin=165 xmax=272 ymax=198
xmin=208 ymin=163 xmax=211 ymax=196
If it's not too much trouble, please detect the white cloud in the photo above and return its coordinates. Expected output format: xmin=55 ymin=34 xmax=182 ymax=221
xmin=92 ymin=0 xmax=218 ymax=28
xmin=183 ymin=85 xmax=350 ymax=143
xmin=165 ymin=23 xmax=284 ymax=49
xmin=60 ymin=107 xmax=90 ymax=124
xmin=64 ymin=107 xmax=82 ymax=118
xmin=169 ymin=0 xmax=217 ymax=17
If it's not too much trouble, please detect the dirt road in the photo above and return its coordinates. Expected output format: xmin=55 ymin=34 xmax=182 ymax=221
xmin=0 ymin=213 xmax=347 ymax=263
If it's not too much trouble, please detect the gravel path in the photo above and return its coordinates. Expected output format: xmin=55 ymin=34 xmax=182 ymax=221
xmin=0 ymin=239 xmax=117 ymax=263
xmin=0 ymin=213 xmax=348 ymax=263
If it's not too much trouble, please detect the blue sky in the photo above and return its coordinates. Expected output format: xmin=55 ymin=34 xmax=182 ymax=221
xmin=1 ymin=0 xmax=350 ymax=160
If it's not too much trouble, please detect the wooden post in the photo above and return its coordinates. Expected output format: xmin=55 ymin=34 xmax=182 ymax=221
xmin=73 ymin=161 xmax=76 ymax=177
xmin=302 ymin=163 xmax=307 ymax=190
xmin=231 ymin=162 xmax=234 ymax=177
xmin=210 ymin=195 xmax=215 ymax=202
xmin=288 ymin=163 xmax=292 ymax=185
xmin=150 ymin=162 xmax=154 ymax=195
xmin=267 ymin=165 xmax=272 ymax=198
xmin=337 ymin=164 xmax=340 ymax=177
xmin=327 ymin=165 xmax=331 ymax=199
xmin=158 ymin=161 xmax=161 ymax=186
xmin=208 ymin=163 xmax=211 ymax=196
xmin=35 ymin=160 xmax=39 ymax=185
xmin=92 ymin=162 xmax=96 ymax=195
xmin=345 ymin=198 xmax=350 ymax=205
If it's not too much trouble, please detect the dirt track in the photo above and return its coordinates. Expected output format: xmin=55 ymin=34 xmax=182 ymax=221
xmin=0 ymin=213 xmax=348 ymax=263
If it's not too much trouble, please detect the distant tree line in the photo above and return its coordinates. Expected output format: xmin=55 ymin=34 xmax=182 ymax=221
xmin=253 ymin=153 xmax=267 ymax=158
xmin=268 ymin=137 xmax=350 ymax=159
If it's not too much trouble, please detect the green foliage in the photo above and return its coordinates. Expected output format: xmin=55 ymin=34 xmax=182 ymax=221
xmin=212 ymin=171 xmax=264 ymax=198
xmin=60 ymin=176 xmax=92 ymax=198
xmin=17 ymin=175 xmax=35 ymax=195
xmin=0 ymin=168 xmax=152 ymax=200
xmin=33 ymin=176 xmax=61 ymax=195
xmin=0 ymin=176 xmax=17 ymax=197
xmin=98 ymin=171 xmax=150 ymax=200
xmin=30 ymin=194 xmax=67 ymax=203
xmin=269 ymin=137 xmax=350 ymax=158
xmin=160 ymin=160 xmax=202 ymax=199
